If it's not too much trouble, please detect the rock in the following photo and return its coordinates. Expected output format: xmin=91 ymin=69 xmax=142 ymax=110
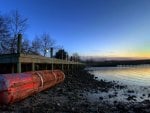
xmin=114 ymin=91 xmax=118 ymax=95
xmin=109 ymin=95 xmax=112 ymax=98
xmin=94 ymin=90 xmax=98 ymax=93
xmin=79 ymin=94 xmax=83 ymax=97
xmin=127 ymin=95 xmax=137 ymax=101
xmin=127 ymin=90 xmax=134 ymax=93
xmin=99 ymin=97 xmax=103 ymax=100
xmin=140 ymin=97 xmax=143 ymax=99
xmin=71 ymin=107 xmax=75 ymax=111
xmin=95 ymin=77 xmax=98 ymax=79
xmin=56 ymin=102 xmax=61 ymax=106
xmin=115 ymin=84 xmax=126 ymax=89
xmin=114 ymin=101 xmax=117 ymax=104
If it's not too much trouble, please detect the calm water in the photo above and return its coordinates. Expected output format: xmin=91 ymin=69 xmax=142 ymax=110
xmin=88 ymin=65 xmax=150 ymax=86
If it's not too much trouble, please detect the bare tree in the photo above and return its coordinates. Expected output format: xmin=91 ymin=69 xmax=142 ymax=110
xmin=22 ymin=38 xmax=31 ymax=54
xmin=72 ymin=53 xmax=80 ymax=61
xmin=9 ymin=10 xmax=27 ymax=53
xmin=31 ymin=36 xmax=42 ymax=55
xmin=40 ymin=33 xmax=55 ymax=56
xmin=0 ymin=14 xmax=10 ymax=54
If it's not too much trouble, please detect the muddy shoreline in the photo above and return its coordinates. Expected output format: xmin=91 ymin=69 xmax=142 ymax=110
xmin=0 ymin=69 xmax=150 ymax=113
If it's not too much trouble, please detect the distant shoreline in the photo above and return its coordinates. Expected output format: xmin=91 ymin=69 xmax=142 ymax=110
xmin=86 ymin=59 xmax=150 ymax=67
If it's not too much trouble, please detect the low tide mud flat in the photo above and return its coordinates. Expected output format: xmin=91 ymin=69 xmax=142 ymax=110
xmin=0 ymin=69 xmax=150 ymax=113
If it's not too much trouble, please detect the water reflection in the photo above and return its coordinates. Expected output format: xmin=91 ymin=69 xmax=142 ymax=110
xmin=88 ymin=65 xmax=150 ymax=86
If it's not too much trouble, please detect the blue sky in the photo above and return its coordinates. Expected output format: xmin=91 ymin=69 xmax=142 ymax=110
xmin=0 ymin=0 xmax=150 ymax=58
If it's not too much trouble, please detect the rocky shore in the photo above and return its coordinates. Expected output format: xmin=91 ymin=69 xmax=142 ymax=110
xmin=0 ymin=69 xmax=150 ymax=113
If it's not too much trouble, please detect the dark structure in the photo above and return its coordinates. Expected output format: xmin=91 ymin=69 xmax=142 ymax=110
xmin=0 ymin=53 xmax=83 ymax=74
xmin=0 ymin=34 xmax=83 ymax=74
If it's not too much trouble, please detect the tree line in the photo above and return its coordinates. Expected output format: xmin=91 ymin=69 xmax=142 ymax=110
xmin=85 ymin=59 xmax=150 ymax=67
xmin=0 ymin=10 xmax=80 ymax=61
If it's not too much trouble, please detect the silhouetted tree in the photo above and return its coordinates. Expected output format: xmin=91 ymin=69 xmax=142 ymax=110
xmin=85 ymin=58 xmax=94 ymax=66
xmin=0 ymin=14 xmax=11 ymax=54
xmin=40 ymin=33 xmax=55 ymax=56
xmin=0 ymin=11 xmax=59 ymax=56
xmin=55 ymin=49 xmax=68 ymax=60
xmin=31 ymin=36 xmax=42 ymax=55
xmin=9 ymin=10 xmax=28 ymax=53
xmin=72 ymin=53 xmax=80 ymax=61
xmin=0 ymin=11 xmax=32 ymax=54
xmin=22 ymin=38 xmax=31 ymax=54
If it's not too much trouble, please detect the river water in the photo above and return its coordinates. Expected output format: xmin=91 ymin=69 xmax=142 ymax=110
xmin=86 ymin=65 xmax=150 ymax=102
xmin=88 ymin=65 xmax=150 ymax=86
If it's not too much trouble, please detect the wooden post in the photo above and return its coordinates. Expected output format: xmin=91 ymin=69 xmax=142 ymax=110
xmin=17 ymin=34 xmax=22 ymax=73
xmin=32 ymin=63 xmax=35 ymax=71
xmin=17 ymin=62 xmax=21 ymax=73
xmin=52 ymin=59 xmax=54 ymax=71
xmin=11 ymin=64 xmax=15 ymax=73
xmin=46 ymin=64 xmax=47 ymax=70
xmin=68 ymin=62 xmax=69 ymax=71
xmin=62 ymin=63 xmax=64 ymax=71
xmin=50 ymin=47 xmax=53 ymax=58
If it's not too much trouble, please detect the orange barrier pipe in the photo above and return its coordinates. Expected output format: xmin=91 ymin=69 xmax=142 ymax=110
xmin=0 ymin=70 xmax=65 ymax=105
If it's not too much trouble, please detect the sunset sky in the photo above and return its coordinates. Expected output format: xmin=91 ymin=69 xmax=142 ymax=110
xmin=0 ymin=0 xmax=150 ymax=59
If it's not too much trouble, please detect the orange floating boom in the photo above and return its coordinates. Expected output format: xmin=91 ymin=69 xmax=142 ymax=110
xmin=0 ymin=70 xmax=65 ymax=104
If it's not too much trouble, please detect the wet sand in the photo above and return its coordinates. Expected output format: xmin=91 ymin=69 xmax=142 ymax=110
xmin=0 ymin=69 xmax=150 ymax=113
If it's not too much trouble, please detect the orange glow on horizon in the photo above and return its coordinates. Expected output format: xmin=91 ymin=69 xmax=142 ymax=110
xmin=86 ymin=51 xmax=150 ymax=60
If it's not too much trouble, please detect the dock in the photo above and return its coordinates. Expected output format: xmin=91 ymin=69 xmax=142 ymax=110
xmin=0 ymin=53 xmax=84 ymax=74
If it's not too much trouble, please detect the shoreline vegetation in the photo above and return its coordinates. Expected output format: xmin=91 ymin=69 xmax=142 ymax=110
xmin=0 ymin=68 xmax=150 ymax=113
xmin=86 ymin=59 xmax=150 ymax=67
